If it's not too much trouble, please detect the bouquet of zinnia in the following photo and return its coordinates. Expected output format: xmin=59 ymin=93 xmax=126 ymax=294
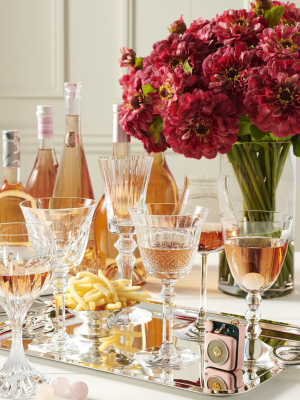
xmin=119 ymin=1 xmax=299 ymax=295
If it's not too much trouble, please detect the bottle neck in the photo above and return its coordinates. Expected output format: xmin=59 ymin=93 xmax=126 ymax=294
xmin=3 ymin=167 xmax=21 ymax=185
xmin=39 ymin=138 xmax=54 ymax=150
xmin=149 ymin=151 xmax=165 ymax=165
xmin=113 ymin=142 xmax=130 ymax=156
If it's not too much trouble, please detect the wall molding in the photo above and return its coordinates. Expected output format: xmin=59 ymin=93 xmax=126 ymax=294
xmin=0 ymin=0 xmax=64 ymax=98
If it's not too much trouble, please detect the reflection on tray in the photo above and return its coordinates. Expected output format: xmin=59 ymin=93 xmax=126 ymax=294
xmin=0 ymin=303 xmax=298 ymax=396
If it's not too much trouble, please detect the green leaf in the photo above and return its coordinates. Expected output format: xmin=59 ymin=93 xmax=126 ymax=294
xmin=292 ymin=135 xmax=300 ymax=157
xmin=142 ymin=84 xmax=157 ymax=98
xmin=135 ymin=57 xmax=143 ymax=70
xmin=238 ymin=116 xmax=252 ymax=136
xmin=183 ymin=60 xmax=193 ymax=74
xmin=149 ymin=117 xmax=163 ymax=143
xmin=250 ymin=125 xmax=268 ymax=141
xmin=269 ymin=132 xmax=292 ymax=142
xmin=265 ymin=6 xmax=285 ymax=28
xmin=252 ymin=8 xmax=259 ymax=16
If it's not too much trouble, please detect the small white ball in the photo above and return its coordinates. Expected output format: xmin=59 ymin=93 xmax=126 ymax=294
xmin=242 ymin=273 xmax=265 ymax=291
xmin=52 ymin=377 xmax=71 ymax=396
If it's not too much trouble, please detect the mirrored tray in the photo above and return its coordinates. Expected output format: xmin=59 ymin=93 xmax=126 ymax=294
xmin=0 ymin=302 xmax=299 ymax=396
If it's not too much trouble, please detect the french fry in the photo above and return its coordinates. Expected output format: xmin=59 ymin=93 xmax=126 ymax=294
xmin=105 ymin=302 xmax=122 ymax=310
xmin=85 ymin=292 xmax=104 ymax=303
xmin=116 ymin=286 xmax=141 ymax=292
xmin=68 ymin=276 xmax=88 ymax=310
xmin=89 ymin=302 xmax=96 ymax=311
xmin=109 ymin=329 xmax=142 ymax=338
xmin=99 ymin=338 xmax=119 ymax=352
xmin=93 ymin=283 xmax=110 ymax=298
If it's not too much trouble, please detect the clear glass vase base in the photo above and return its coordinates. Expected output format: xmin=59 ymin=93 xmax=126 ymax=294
xmin=174 ymin=322 xmax=206 ymax=342
xmin=108 ymin=306 xmax=152 ymax=327
xmin=134 ymin=346 xmax=200 ymax=370
xmin=244 ymin=339 xmax=274 ymax=368
xmin=0 ymin=365 xmax=51 ymax=398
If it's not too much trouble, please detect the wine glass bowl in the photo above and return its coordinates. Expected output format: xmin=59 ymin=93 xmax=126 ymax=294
xmin=20 ymin=197 xmax=96 ymax=355
xmin=0 ymin=222 xmax=55 ymax=398
xmin=221 ymin=210 xmax=293 ymax=367
xmin=130 ymin=203 xmax=208 ymax=369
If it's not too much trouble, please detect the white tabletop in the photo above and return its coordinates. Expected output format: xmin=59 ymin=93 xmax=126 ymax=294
xmin=0 ymin=253 xmax=299 ymax=400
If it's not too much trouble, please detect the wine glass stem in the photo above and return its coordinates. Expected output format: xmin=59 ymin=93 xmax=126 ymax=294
xmin=245 ymin=293 xmax=262 ymax=340
xmin=160 ymin=281 xmax=177 ymax=357
xmin=114 ymin=233 xmax=137 ymax=286
xmin=196 ymin=254 xmax=208 ymax=328
xmin=53 ymin=271 xmax=67 ymax=338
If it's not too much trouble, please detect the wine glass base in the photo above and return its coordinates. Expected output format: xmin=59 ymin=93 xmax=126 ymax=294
xmin=134 ymin=346 xmax=200 ymax=370
xmin=108 ymin=306 xmax=152 ymax=327
xmin=174 ymin=321 xmax=205 ymax=342
xmin=244 ymin=338 xmax=275 ymax=368
xmin=0 ymin=363 xmax=51 ymax=398
xmin=28 ymin=332 xmax=89 ymax=356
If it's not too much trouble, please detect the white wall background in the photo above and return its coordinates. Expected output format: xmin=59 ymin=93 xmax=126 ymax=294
xmin=0 ymin=0 xmax=299 ymax=247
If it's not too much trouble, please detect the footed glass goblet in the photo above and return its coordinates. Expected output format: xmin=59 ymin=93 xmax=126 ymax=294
xmin=221 ymin=210 xmax=293 ymax=367
xmin=130 ymin=203 xmax=208 ymax=369
xmin=0 ymin=222 xmax=55 ymax=398
xmin=98 ymin=155 xmax=153 ymax=326
xmin=20 ymin=197 xmax=96 ymax=355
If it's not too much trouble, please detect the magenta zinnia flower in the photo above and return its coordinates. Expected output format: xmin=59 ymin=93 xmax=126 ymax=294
xmin=149 ymin=66 xmax=196 ymax=117
xmin=119 ymin=47 xmax=136 ymax=68
xmin=257 ymin=25 xmax=300 ymax=61
xmin=143 ymin=33 xmax=209 ymax=76
xmin=245 ymin=58 xmax=300 ymax=137
xmin=186 ymin=17 xmax=210 ymax=35
xmin=213 ymin=9 xmax=269 ymax=46
xmin=119 ymin=70 xmax=154 ymax=142
xmin=202 ymin=43 xmax=256 ymax=115
xmin=163 ymin=90 xmax=239 ymax=160
xmin=168 ymin=15 xmax=187 ymax=34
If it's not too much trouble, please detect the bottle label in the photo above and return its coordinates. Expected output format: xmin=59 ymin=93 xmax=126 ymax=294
xmin=3 ymin=138 xmax=20 ymax=168
xmin=37 ymin=115 xmax=53 ymax=139
xmin=65 ymin=131 xmax=80 ymax=147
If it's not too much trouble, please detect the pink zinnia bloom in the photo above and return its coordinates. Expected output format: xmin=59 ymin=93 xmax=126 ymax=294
xmin=163 ymin=90 xmax=239 ymax=160
xmin=202 ymin=43 xmax=255 ymax=115
xmin=119 ymin=47 xmax=136 ymax=68
xmin=186 ymin=17 xmax=210 ymax=35
xmin=119 ymin=70 xmax=153 ymax=142
xmin=168 ymin=15 xmax=187 ymax=34
xmin=149 ymin=66 xmax=196 ymax=117
xmin=213 ymin=9 xmax=269 ymax=46
xmin=245 ymin=58 xmax=300 ymax=137
xmin=257 ymin=25 xmax=300 ymax=61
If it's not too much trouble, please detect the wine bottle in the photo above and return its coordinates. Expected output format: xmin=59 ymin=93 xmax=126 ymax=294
xmin=94 ymin=104 xmax=146 ymax=285
xmin=146 ymin=152 xmax=178 ymax=203
xmin=26 ymin=106 xmax=59 ymax=197
xmin=53 ymin=83 xmax=95 ymax=271
xmin=0 ymin=131 xmax=33 ymax=223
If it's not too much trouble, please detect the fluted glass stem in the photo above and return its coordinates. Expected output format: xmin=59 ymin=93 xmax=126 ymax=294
xmin=53 ymin=269 xmax=68 ymax=340
xmin=114 ymin=233 xmax=137 ymax=286
xmin=195 ymin=254 xmax=208 ymax=329
xmin=159 ymin=282 xmax=177 ymax=359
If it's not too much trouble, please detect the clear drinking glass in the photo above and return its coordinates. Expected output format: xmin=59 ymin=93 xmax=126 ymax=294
xmin=20 ymin=197 xmax=96 ymax=355
xmin=220 ymin=210 xmax=293 ymax=367
xmin=174 ymin=175 xmax=234 ymax=341
xmin=130 ymin=203 xmax=208 ymax=369
xmin=0 ymin=222 xmax=55 ymax=398
xmin=98 ymin=155 xmax=153 ymax=326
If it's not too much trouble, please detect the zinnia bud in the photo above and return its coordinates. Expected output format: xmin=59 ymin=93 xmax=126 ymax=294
xmin=119 ymin=47 xmax=136 ymax=68
xmin=168 ymin=15 xmax=187 ymax=35
xmin=255 ymin=0 xmax=273 ymax=11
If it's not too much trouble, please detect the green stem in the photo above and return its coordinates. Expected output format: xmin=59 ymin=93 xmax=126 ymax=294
xmin=276 ymin=143 xmax=291 ymax=189
xmin=271 ymin=143 xmax=278 ymax=211
xmin=264 ymin=143 xmax=272 ymax=200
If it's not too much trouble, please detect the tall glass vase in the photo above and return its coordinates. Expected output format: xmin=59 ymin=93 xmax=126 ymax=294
xmin=219 ymin=142 xmax=295 ymax=298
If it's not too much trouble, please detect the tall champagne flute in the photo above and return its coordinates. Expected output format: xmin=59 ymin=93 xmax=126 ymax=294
xmin=130 ymin=203 xmax=208 ymax=369
xmin=0 ymin=222 xmax=55 ymax=398
xmin=175 ymin=175 xmax=234 ymax=341
xmin=98 ymin=155 xmax=153 ymax=325
xmin=20 ymin=197 xmax=96 ymax=354
xmin=221 ymin=210 xmax=292 ymax=367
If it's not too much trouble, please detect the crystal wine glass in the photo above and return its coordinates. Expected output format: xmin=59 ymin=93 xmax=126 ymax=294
xmin=174 ymin=174 xmax=234 ymax=341
xmin=220 ymin=210 xmax=293 ymax=367
xmin=130 ymin=203 xmax=208 ymax=369
xmin=98 ymin=155 xmax=153 ymax=326
xmin=0 ymin=222 xmax=55 ymax=398
xmin=20 ymin=197 xmax=96 ymax=355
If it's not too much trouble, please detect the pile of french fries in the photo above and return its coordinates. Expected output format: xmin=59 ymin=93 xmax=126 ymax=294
xmin=64 ymin=270 xmax=151 ymax=311
xmin=99 ymin=323 xmax=142 ymax=353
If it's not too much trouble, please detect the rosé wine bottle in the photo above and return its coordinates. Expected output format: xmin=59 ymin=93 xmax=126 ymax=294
xmin=26 ymin=106 xmax=59 ymax=197
xmin=0 ymin=131 xmax=33 ymax=223
xmin=53 ymin=83 xmax=95 ymax=273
